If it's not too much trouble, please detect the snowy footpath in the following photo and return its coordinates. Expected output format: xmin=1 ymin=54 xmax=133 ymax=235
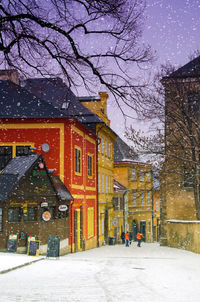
xmin=0 ymin=243 xmax=200 ymax=302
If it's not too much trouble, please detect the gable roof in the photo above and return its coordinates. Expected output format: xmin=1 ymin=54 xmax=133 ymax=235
xmin=0 ymin=154 xmax=73 ymax=202
xmin=51 ymin=176 xmax=74 ymax=202
xmin=114 ymin=136 xmax=138 ymax=162
xmin=0 ymin=80 xmax=66 ymax=119
xmin=169 ymin=56 xmax=200 ymax=79
xmin=114 ymin=179 xmax=128 ymax=192
xmin=0 ymin=154 xmax=41 ymax=201
xmin=23 ymin=78 xmax=103 ymax=124
xmin=2 ymin=154 xmax=40 ymax=181
xmin=0 ymin=174 xmax=19 ymax=201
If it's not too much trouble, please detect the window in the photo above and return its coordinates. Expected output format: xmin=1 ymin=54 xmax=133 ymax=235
xmin=140 ymin=170 xmax=144 ymax=182
xmin=49 ymin=206 xmax=56 ymax=219
xmin=102 ymin=174 xmax=104 ymax=193
xmin=0 ymin=208 xmax=2 ymax=231
xmin=0 ymin=146 xmax=12 ymax=170
xmin=101 ymin=138 xmax=104 ymax=154
xmin=105 ymin=140 xmax=107 ymax=156
xmin=16 ymin=145 xmax=30 ymax=156
xmin=24 ymin=207 xmax=37 ymax=221
xmin=110 ymin=144 xmax=112 ymax=159
xmin=111 ymin=176 xmax=113 ymax=193
xmin=147 ymin=171 xmax=151 ymax=182
xmin=98 ymin=173 xmax=100 ymax=193
xmin=8 ymin=207 xmax=21 ymax=222
xmin=141 ymin=191 xmax=144 ymax=206
xmin=120 ymin=197 xmax=123 ymax=210
xmin=109 ymin=176 xmax=111 ymax=193
xmin=108 ymin=143 xmax=110 ymax=158
xmin=75 ymin=147 xmax=81 ymax=174
xmin=105 ymin=175 xmax=108 ymax=193
xmin=88 ymin=154 xmax=93 ymax=177
xmin=88 ymin=207 xmax=94 ymax=237
xmin=102 ymin=217 xmax=104 ymax=234
xmin=156 ymin=199 xmax=159 ymax=211
xmin=133 ymin=191 xmax=137 ymax=206
xmin=113 ymin=197 xmax=118 ymax=211
xmin=148 ymin=191 xmax=151 ymax=205
xmin=132 ymin=169 xmax=136 ymax=180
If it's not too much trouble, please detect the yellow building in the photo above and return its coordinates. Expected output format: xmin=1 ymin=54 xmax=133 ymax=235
xmin=152 ymin=171 xmax=161 ymax=242
xmin=113 ymin=180 xmax=129 ymax=243
xmin=114 ymin=137 xmax=153 ymax=242
xmin=160 ymin=56 xmax=200 ymax=248
xmin=78 ymin=92 xmax=117 ymax=246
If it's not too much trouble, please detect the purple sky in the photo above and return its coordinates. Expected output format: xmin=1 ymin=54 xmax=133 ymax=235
xmin=109 ymin=0 xmax=200 ymax=140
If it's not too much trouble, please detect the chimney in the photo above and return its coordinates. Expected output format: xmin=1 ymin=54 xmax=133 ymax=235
xmin=0 ymin=69 xmax=19 ymax=85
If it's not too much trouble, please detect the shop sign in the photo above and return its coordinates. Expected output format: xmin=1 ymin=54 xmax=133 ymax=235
xmin=42 ymin=211 xmax=51 ymax=221
xmin=28 ymin=235 xmax=36 ymax=241
xmin=9 ymin=233 xmax=17 ymax=240
xmin=41 ymin=202 xmax=48 ymax=207
xmin=58 ymin=205 xmax=68 ymax=212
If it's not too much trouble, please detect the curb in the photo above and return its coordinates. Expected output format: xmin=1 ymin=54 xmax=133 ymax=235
xmin=0 ymin=257 xmax=44 ymax=274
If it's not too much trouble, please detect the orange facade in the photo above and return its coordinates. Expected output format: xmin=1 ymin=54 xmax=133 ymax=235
xmin=0 ymin=117 xmax=98 ymax=252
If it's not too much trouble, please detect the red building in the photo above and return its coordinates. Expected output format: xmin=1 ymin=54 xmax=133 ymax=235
xmin=0 ymin=71 xmax=99 ymax=253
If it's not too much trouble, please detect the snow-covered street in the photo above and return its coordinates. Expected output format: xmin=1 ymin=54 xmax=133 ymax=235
xmin=1 ymin=243 xmax=200 ymax=302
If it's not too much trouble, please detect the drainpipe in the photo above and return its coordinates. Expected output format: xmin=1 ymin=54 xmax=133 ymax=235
xmin=70 ymin=198 xmax=74 ymax=253
xmin=96 ymin=139 xmax=99 ymax=247
xmin=96 ymin=123 xmax=106 ymax=248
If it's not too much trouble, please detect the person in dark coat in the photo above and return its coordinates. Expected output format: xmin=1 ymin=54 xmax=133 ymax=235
xmin=129 ymin=232 xmax=132 ymax=245
xmin=121 ymin=231 xmax=125 ymax=244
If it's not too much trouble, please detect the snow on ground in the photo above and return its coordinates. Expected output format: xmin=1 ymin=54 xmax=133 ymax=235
xmin=0 ymin=243 xmax=200 ymax=302
xmin=0 ymin=253 xmax=43 ymax=272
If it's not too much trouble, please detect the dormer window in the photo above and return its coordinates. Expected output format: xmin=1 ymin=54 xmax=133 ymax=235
xmin=61 ymin=100 xmax=70 ymax=110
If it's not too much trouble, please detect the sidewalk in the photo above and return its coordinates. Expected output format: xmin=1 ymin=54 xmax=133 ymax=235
xmin=0 ymin=252 xmax=44 ymax=274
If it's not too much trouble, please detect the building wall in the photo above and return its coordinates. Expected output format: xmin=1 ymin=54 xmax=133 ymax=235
xmin=97 ymin=125 xmax=116 ymax=245
xmin=0 ymin=118 xmax=98 ymax=253
xmin=167 ymin=220 xmax=200 ymax=254
xmin=0 ymin=160 xmax=69 ymax=255
xmin=114 ymin=162 xmax=153 ymax=242
xmin=80 ymin=93 xmax=117 ymax=246
xmin=152 ymin=190 xmax=161 ymax=241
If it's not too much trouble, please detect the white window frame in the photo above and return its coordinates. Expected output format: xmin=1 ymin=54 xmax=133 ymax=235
xmin=101 ymin=138 xmax=104 ymax=154
xmin=148 ymin=191 xmax=151 ymax=205
xmin=140 ymin=170 xmax=144 ymax=182
xmin=133 ymin=191 xmax=137 ymax=206
xmin=141 ymin=191 xmax=144 ymax=206
xmin=102 ymin=174 xmax=104 ymax=193
xmin=132 ymin=169 xmax=136 ymax=180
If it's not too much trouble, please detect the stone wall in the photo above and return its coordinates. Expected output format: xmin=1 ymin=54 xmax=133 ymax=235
xmin=166 ymin=220 xmax=200 ymax=253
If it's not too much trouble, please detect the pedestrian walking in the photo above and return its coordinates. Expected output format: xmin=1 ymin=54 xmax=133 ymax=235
xmin=125 ymin=231 xmax=129 ymax=247
xmin=121 ymin=231 xmax=125 ymax=244
xmin=136 ymin=232 xmax=142 ymax=247
xmin=129 ymin=232 xmax=132 ymax=246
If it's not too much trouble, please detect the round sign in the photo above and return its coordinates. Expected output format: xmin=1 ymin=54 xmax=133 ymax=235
xmin=42 ymin=211 xmax=51 ymax=221
xmin=58 ymin=205 xmax=68 ymax=212
xmin=38 ymin=162 xmax=44 ymax=169
xmin=42 ymin=143 xmax=50 ymax=153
